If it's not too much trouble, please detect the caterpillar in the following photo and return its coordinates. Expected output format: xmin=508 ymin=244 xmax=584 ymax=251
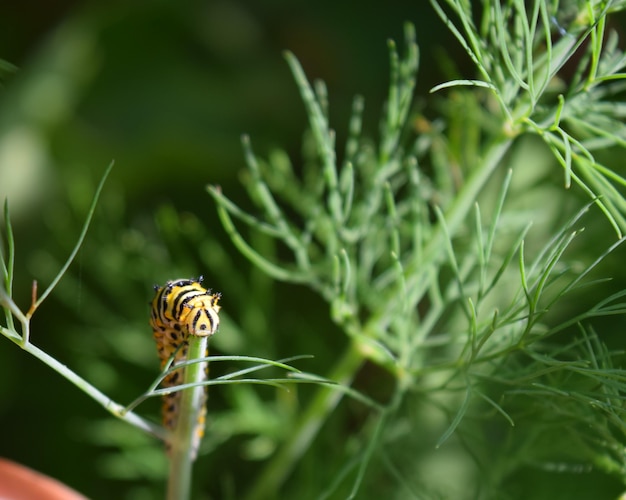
xmin=150 ymin=277 xmax=221 ymax=460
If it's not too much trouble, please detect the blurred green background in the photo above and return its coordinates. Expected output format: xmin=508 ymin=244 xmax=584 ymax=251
xmin=0 ymin=2 xmax=459 ymax=499
xmin=2 ymin=2 xmax=625 ymax=500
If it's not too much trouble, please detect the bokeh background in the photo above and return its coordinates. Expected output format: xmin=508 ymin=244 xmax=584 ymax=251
xmin=1 ymin=2 xmax=625 ymax=500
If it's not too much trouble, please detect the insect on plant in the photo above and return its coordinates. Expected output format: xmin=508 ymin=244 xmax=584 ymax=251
xmin=150 ymin=276 xmax=221 ymax=459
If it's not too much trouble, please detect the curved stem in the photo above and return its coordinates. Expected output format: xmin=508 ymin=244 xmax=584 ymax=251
xmin=14 ymin=335 xmax=165 ymax=439
xmin=245 ymin=342 xmax=364 ymax=500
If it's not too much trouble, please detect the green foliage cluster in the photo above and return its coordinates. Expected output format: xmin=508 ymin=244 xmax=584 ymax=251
xmin=2 ymin=1 xmax=626 ymax=499
xmin=209 ymin=2 xmax=626 ymax=498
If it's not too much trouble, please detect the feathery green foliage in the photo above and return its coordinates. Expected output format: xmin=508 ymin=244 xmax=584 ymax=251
xmin=209 ymin=3 xmax=626 ymax=498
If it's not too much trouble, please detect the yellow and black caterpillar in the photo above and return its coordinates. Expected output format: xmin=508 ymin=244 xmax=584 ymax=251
xmin=150 ymin=277 xmax=221 ymax=459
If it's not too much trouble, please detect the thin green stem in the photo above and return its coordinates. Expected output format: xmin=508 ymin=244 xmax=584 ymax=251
xmin=167 ymin=335 xmax=209 ymax=500
xmin=26 ymin=161 xmax=114 ymax=333
xmin=7 ymin=332 xmax=165 ymax=439
xmin=1 ymin=198 xmax=15 ymax=331
xmin=245 ymin=342 xmax=365 ymax=500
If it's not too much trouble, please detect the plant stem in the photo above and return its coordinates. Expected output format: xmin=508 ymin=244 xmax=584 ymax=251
xmin=405 ymin=139 xmax=513 ymax=305
xmin=166 ymin=335 xmax=208 ymax=500
xmin=6 ymin=334 xmax=165 ymax=439
xmin=245 ymin=342 xmax=364 ymax=500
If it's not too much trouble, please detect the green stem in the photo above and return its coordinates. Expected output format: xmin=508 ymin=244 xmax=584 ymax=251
xmin=166 ymin=335 xmax=209 ymax=500
xmin=245 ymin=342 xmax=364 ymax=500
xmin=27 ymin=161 xmax=114 ymax=329
xmin=405 ymin=139 xmax=513 ymax=303
xmin=2 ymin=332 xmax=165 ymax=439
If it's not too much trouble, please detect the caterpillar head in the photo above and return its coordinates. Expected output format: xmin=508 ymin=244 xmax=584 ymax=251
xmin=182 ymin=292 xmax=221 ymax=337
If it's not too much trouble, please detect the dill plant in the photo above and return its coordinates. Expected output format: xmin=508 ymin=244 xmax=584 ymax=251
xmin=208 ymin=1 xmax=626 ymax=498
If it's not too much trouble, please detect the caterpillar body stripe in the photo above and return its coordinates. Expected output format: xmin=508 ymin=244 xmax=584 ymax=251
xmin=150 ymin=277 xmax=221 ymax=459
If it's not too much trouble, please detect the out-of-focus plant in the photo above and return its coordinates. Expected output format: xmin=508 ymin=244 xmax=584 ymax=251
xmin=208 ymin=1 xmax=626 ymax=498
